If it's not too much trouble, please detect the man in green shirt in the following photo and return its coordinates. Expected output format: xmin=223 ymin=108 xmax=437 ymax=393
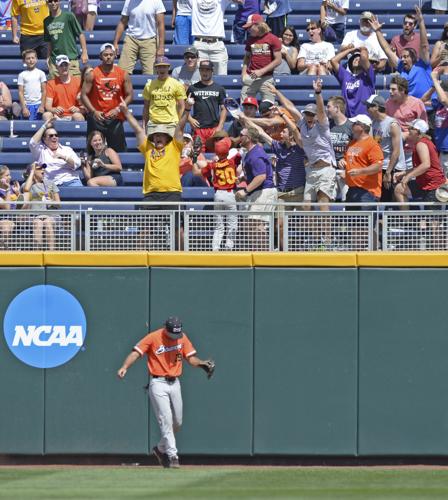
xmin=44 ymin=0 xmax=88 ymax=78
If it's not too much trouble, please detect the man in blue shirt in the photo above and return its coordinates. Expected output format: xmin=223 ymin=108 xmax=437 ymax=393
xmin=369 ymin=7 xmax=432 ymax=99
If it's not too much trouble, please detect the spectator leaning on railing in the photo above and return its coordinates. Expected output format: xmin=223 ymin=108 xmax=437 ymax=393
xmin=11 ymin=0 xmax=48 ymax=59
xmin=29 ymin=119 xmax=82 ymax=187
xmin=370 ymin=8 xmax=432 ymax=99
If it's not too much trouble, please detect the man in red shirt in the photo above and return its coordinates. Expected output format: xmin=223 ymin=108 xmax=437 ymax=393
xmin=81 ymin=43 xmax=133 ymax=152
xmin=117 ymin=316 xmax=214 ymax=469
xmin=241 ymin=14 xmax=282 ymax=104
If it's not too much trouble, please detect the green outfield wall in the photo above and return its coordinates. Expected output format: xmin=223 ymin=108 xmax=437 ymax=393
xmin=1 ymin=252 xmax=448 ymax=456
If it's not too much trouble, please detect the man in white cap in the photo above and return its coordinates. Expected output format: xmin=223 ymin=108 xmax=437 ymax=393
xmin=364 ymin=94 xmax=406 ymax=202
xmin=81 ymin=43 xmax=133 ymax=152
xmin=394 ymin=119 xmax=445 ymax=206
xmin=340 ymin=11 xmax=387 ymax=72
xmin=43 ymin=54 xmax=85 ymax=122
xmin=113 ymin=0 xmax=165 ymax=75
xmin=341 ymin=114 xmax=384 ymax=208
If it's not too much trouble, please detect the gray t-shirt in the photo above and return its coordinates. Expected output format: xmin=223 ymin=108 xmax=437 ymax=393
xmin=29 ymin=180 xmax=59 ymax=210
xmin=330 ymin=120 xmax=352 ymax=162
xmin=372 ymin=116 xmax=406 ymax=171
xmin=171 ymin=64 xmax=201 ymax=86
xmin=298 ymin=117 xmax=336 ymax=166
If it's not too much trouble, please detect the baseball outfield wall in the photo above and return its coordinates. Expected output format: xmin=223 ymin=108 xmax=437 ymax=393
xmin=1 ymin=252 xmax=448 ymax=456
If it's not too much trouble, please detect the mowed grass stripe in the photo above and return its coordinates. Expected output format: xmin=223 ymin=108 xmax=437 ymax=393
xmin=1 ymin=467 xmax=448 ymax=499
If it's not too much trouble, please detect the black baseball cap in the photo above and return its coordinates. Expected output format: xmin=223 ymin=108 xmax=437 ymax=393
xmin=165 ymin=316 xmax=183 ymax=339
xmin=199 ymin=60 xmax=214 ymax=70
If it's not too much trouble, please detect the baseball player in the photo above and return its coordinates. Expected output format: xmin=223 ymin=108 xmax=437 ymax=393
xmin=117 ymin=316 xmax=215 ymax=469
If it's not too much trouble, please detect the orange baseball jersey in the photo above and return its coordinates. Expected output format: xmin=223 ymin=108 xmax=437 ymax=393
xmin=203 ymin=155 xmax=240 ymax=190
xmin=133 ymin=328 xmax=197 ymax=377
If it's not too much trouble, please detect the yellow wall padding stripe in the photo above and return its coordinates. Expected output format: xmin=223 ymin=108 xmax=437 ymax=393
xmin=252 ymin=252 xmax=358 ymax=267
xmin=148 ymin=252 xmax=254 ymax=267
xmin=356 ymin=252 xmax=448 ymax=267
xmin=43 ymin=252 xmax=149 ymax=267
xmin=0 ymin=252 xmax=44 ymax=266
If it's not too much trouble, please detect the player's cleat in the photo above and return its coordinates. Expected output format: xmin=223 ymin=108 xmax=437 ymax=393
xmin=168 ymin=456 xmax=180 ymax=469
xmin=153 ymin=446 xmax=169 ymax=468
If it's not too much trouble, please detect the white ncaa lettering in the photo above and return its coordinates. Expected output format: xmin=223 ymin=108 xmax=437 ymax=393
xmin=12 ymin=325 xmax=83 ymax=347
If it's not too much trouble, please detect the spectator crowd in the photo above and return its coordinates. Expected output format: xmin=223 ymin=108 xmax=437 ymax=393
xmin=1 ymin=0 xmax=448 ymax=250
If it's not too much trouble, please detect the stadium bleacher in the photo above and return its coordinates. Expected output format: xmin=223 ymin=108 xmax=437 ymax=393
xmin=0 ymin=0 xmax=443 ymax=200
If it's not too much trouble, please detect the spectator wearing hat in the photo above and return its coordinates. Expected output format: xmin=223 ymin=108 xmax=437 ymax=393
xmin=370 ymin=8 xmax=432 ymax=99
xmin=191 ymin=0 xmax=229 ymax=75
xmin=320 ymin=0 xmax=349 ymax=44
xmin=142 ymin=56 xmax=186 ymax=136
xmin=172 ymin=46 xmax=201 ymax=88
xmin=232 ymin=0 xmax=260 ymax=44
xmin=81 ymin=43 xmax=133 ymax=152
xmin=241 ymin=14 xmax=282 ymax=103
xmin=187 ymin=60 xmax=227 ymax=151
xmin=429 ymin=69 xmax=448 ymax=175
xmin=44 ymin=0 xmax=88 ymax=78
xmin=297 ymin=79 xmax=337 ymax=210
xmin=29 ymin=118 xmax=82 ymax=187
xmin=385 ymin=75 xmax=427 ymax=170
xmin=331 ymin=45 xmax=375 ymax=118
xmin=297 ymin=20 xmax=335 ymax=75
xmin=394 ymin=119 xmax=445 ymax=205
xmin=113 ymin=0 xmax=165 ymax=75
xmin=390 ymin=12 xmax=421 ymax=59
xmin=11 ymin=0 xmax=48 ymax=59
xmin=365 ymin=94 xmax=406 ymax=202
xmin=341 ymin=114 xmax=384 ymax=208
xmin=172 ymin=0 xmax=193 ymax=45
xmin=227 ymin=96 xmax=258 ymax=138
xmin=118 ymin=96 xmax=192 ymax=216
xmin=43 ymin=54 xmax=85 ymax=122
xmin=340 ymin=11 xmax=387 ymax=72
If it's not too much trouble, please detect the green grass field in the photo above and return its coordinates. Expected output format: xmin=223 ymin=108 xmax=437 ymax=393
xmin=2 ymin=467 xmax=448 ymax=500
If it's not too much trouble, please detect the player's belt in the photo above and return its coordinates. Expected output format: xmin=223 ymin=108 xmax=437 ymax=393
xmin=197 ymin=37 xmax=221 ymax=43
xmin=152 ymin=375 xmax=177 ymax=383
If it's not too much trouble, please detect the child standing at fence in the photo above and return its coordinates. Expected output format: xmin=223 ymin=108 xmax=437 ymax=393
xmin=18 ymin=49 xmax=47 ymax=120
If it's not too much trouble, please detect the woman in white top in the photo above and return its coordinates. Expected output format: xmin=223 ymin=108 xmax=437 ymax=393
xmin=29 ymin=119 xmax=82 ymax=187
xmin=297 ymin=20 xmax=335 ymax=75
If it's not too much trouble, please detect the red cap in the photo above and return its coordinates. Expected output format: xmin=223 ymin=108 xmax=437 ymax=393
xmin=242 ymin=96 xmax=259 ymax=108
xmin=243 ymin=14 xmax=264 ymax=29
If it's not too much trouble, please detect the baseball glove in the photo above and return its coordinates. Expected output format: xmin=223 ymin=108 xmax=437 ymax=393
xmin=200 ymin=359 xmax=215 ymax=379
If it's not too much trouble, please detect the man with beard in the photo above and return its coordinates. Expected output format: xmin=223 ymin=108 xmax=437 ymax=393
xmin=390 ymin=12 xmax=421 ymax=58
xmin=81 ymin=43 xmax=133 ymax=152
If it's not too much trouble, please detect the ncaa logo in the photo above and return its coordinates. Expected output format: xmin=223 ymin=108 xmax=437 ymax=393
xmin=3 ymin=285 xmax=87 ymax=369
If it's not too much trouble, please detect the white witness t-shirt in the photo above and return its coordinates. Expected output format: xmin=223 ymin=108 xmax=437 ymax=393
xmin=341 ymin=30 xmax=387 ymax=60
xmin=325 ymin=0 xmax=349 ymax=25
xmin=121 ymin=0 xmax=166 ymax=39
xmin=297 ymin=41 xmax=336 ymax=64
xmin=191 ymin=0 xmax=229 ymax=38
xmin=17 ymin=68 xmax=47 ymax=105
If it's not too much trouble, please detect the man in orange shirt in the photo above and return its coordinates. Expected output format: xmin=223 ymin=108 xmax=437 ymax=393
xmin=117 ymin=316 xmax=215 ymax=469
xmin=343 ymin=114 xmax=384 ymax=209
xmin=42 ymin=55 xmax=85 ymax=121
xmin=81 ymin=43 xmax=133 ymax=152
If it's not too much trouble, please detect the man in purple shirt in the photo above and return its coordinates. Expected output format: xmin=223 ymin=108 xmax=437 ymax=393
xmin=235 ymin=126 xmax=278 ymax=249
xmin=331 ymin=45 xmax=375 ymax=117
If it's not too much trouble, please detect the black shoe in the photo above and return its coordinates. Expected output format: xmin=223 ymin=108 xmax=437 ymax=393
xmin=153 ymin=446 xmax=169 ymax=468
xmin=168 ymin=455 xmax=180 ymax=469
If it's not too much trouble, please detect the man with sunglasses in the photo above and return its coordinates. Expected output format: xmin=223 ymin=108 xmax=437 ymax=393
xmin=172 ymin=46 xmax=200 ymax=88
xmin=44 ymin=0 xmax=88 ymax=78
xmin=390 ymin=13 xmax=421 ymax=59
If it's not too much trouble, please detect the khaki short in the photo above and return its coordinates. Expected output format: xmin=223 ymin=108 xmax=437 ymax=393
xmin=48 ymin=59 xmax=81 ymax=79
xmin=304 ymin=166 xmax=337 ymax=202
xmin=247 ymin=187 xmax=278 ymax=222
xmin=119 ymin=35 xmax=157 ymax=75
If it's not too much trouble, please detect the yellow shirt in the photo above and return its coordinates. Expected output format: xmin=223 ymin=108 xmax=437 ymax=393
xmin=11 ymin=0 xmax=48 ymax=36
xmin=139 ymin=138 xmax=183 ymax=194
xmin=142 ymin=77 xmax=186 ymax=125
